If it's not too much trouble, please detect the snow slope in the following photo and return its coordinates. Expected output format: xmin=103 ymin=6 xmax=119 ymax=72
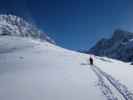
xmin=0 ymin=36 xmax=133 ymax=100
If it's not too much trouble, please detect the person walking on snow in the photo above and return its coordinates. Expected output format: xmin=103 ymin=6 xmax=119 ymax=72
xmin=89 ymin=56 xmax=94 ymax=65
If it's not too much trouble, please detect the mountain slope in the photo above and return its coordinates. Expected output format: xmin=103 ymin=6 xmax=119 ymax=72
xmin=88 ymin=29 xmax=133 ymax=62
xmin=0 ymin=14 xmax=54 ymax=43
xmin=0 ymin=36 xmax=133 ymax=100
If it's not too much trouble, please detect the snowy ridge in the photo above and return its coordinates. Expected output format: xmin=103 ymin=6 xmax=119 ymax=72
xmin=0 ymin=14 xmax=54 ymax=43
xmin=0 ymin=36 xmax=133 ymax=100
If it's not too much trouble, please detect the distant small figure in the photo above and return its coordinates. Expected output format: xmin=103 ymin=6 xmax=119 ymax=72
xmin=89 ymin=57 xmax=93 ymax=65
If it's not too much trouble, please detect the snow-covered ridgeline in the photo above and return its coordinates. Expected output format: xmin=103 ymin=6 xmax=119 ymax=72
xmin=0 ymin=14 xmax=55 ymax=44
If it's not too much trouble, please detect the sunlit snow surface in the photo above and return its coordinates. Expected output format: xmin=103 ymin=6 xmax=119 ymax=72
xmin=0 ymin=36 xmax=133 ymax=100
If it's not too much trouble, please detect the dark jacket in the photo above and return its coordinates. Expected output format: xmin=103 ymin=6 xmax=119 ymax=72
xmin=89 ymin=57 xmax=93 ymax=65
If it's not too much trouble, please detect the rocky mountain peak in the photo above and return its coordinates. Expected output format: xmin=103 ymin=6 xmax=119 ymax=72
xmin=88 ymin=29 xmax=133 ymax=62
xmin=0 ymin=14 xmax=55 ymax=44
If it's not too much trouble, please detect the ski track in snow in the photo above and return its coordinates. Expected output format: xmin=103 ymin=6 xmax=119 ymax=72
xmin=90 ymin=65 xmax=133 ymax=100
xmin=90 ymin=65 xmax=118 ymax=100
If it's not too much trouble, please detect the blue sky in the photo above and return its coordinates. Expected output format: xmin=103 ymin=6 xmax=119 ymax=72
xmin=0 ymin=0 xmax=133 ymax=51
